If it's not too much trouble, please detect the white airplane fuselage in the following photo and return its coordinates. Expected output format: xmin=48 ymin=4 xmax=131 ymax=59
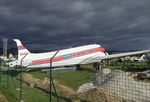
xmin=23 ymin=44 xmax=106 ymax=69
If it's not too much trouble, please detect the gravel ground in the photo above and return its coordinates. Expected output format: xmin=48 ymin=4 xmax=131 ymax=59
xmin=94 ymin=70 xmax=150 ymax=102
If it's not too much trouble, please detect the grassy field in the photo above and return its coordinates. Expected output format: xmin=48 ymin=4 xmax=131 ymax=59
xmin=0 ymin=64 xmax=95 ymax=102
xmin=30 ymin=69 xmax=95 ymax=89
xmin=0 ymin=59 xmax=149 ymax=102
xmin=0 ymin=70 xmax=59 ymax=102
xmin=105 ymin=61 xmax=150 ymax=71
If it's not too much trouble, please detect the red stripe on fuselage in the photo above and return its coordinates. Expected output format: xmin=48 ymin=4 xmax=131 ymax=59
xmin=31 ymin=47 xmax=105 ymax=65
xmin=32 ymin=56 xmax=64 ymax=65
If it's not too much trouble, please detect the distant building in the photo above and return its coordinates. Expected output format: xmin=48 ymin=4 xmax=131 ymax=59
xmin=0 ymin=55 xmax=8 ymax=61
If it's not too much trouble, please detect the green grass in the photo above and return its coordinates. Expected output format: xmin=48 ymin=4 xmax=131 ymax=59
xmin=0 ymin=65 xmax=95 ymax=102
xmin=0 ymin=86 xmax=18 ymax=102
xmin=0 ymin=69 xmax=62 ymax=102
xmin=53 ymin=70 xmax=95 ymax=89
xmin=30 ymin=69 xmax=95 ymax=89
xmin=104 ymin=61 xmax=150 ymax=71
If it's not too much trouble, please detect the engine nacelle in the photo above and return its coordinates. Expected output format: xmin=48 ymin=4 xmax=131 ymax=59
xmin=9 ymin=61 xmax=19 ymax=68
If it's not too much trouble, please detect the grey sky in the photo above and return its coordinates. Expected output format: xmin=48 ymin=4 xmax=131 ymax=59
xmin=0 ymin=0 xmax=150 ymax=51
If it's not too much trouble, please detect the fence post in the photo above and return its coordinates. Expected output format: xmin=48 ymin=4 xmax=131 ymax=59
xmin=20 ymin=54 xmax=28 ymax=102
xmin=0 ymin=59 xmax=2 ymax=85
xmin=49 ymin=50 xmax=59 ymax=102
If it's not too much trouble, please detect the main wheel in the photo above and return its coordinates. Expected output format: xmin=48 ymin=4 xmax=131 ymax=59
xmin=76 ymin=64 xmax=81 ymax=71
xmin=93 ymin=62 xmax=101 ymax=71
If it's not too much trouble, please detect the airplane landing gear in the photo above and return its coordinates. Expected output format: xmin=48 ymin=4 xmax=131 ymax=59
xmin=93 ymin=62 xmax=101 ymax=72
xmin=76 ymin=64 xmax=81 ymax=71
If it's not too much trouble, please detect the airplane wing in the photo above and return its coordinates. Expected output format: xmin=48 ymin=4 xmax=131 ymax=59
xmin=80 ymin=49 xmax=150 ymax=64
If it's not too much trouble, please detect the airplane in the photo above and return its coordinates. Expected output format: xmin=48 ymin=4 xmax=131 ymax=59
xmin=130 ymin=55 xmax=146 ymax=62
xmin=8 ymin=39 xmax=150 ymax=70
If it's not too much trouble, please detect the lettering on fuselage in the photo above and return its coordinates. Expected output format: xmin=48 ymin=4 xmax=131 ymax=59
xmin=20 ymin=52 xmax=29 ymax=56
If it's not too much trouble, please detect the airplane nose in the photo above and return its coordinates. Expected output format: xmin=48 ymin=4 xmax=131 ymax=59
xmin=100 ymin=47 xmax=106 ymax=52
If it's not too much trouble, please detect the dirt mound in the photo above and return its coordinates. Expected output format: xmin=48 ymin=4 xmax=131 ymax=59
xmin=21 ymin=73 xmax=77 ymax=101
xmin=131 ymin=70 xmax=150 ymax=80
xmin=77 ymin=83 xmax=95 ymax=93
xmin=79 ymin=87 xmax=133 ymax=102
xmin=21 ymin=72 xmax=133 ymax=102
xmin=0 ymin=94 xmax=8 ymax=102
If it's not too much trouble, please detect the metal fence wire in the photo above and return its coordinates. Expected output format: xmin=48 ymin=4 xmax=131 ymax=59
xmin=0 ymin=59 xmax=150 ymax=102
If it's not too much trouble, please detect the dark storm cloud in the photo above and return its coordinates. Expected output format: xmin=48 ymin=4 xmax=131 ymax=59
xmin=0 ymin=0 xmax=150 ymax=51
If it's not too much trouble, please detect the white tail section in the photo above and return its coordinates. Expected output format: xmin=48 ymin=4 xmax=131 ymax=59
xmin=13 ymin=39 xmax=30 ymax=61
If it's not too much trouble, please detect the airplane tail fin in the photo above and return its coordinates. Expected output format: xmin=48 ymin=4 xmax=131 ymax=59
xmin=13 ymin=39 xmax=30 ymax=60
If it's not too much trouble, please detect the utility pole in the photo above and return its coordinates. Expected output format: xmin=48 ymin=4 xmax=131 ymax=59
xmin=3 ymin=38 xmax=8 ymax=61
xmin=3 ymin=38 xmax=8 ymax=87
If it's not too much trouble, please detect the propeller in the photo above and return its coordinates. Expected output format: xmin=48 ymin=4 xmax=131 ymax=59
xmin=8 ymin=53 xmax=18 ymax=68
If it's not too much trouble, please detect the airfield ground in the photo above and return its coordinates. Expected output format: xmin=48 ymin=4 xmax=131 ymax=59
xmin=0 ymin=61 xmax=150 ymax=102
xmin=0 ymin=65 xmax=95 ymax=102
